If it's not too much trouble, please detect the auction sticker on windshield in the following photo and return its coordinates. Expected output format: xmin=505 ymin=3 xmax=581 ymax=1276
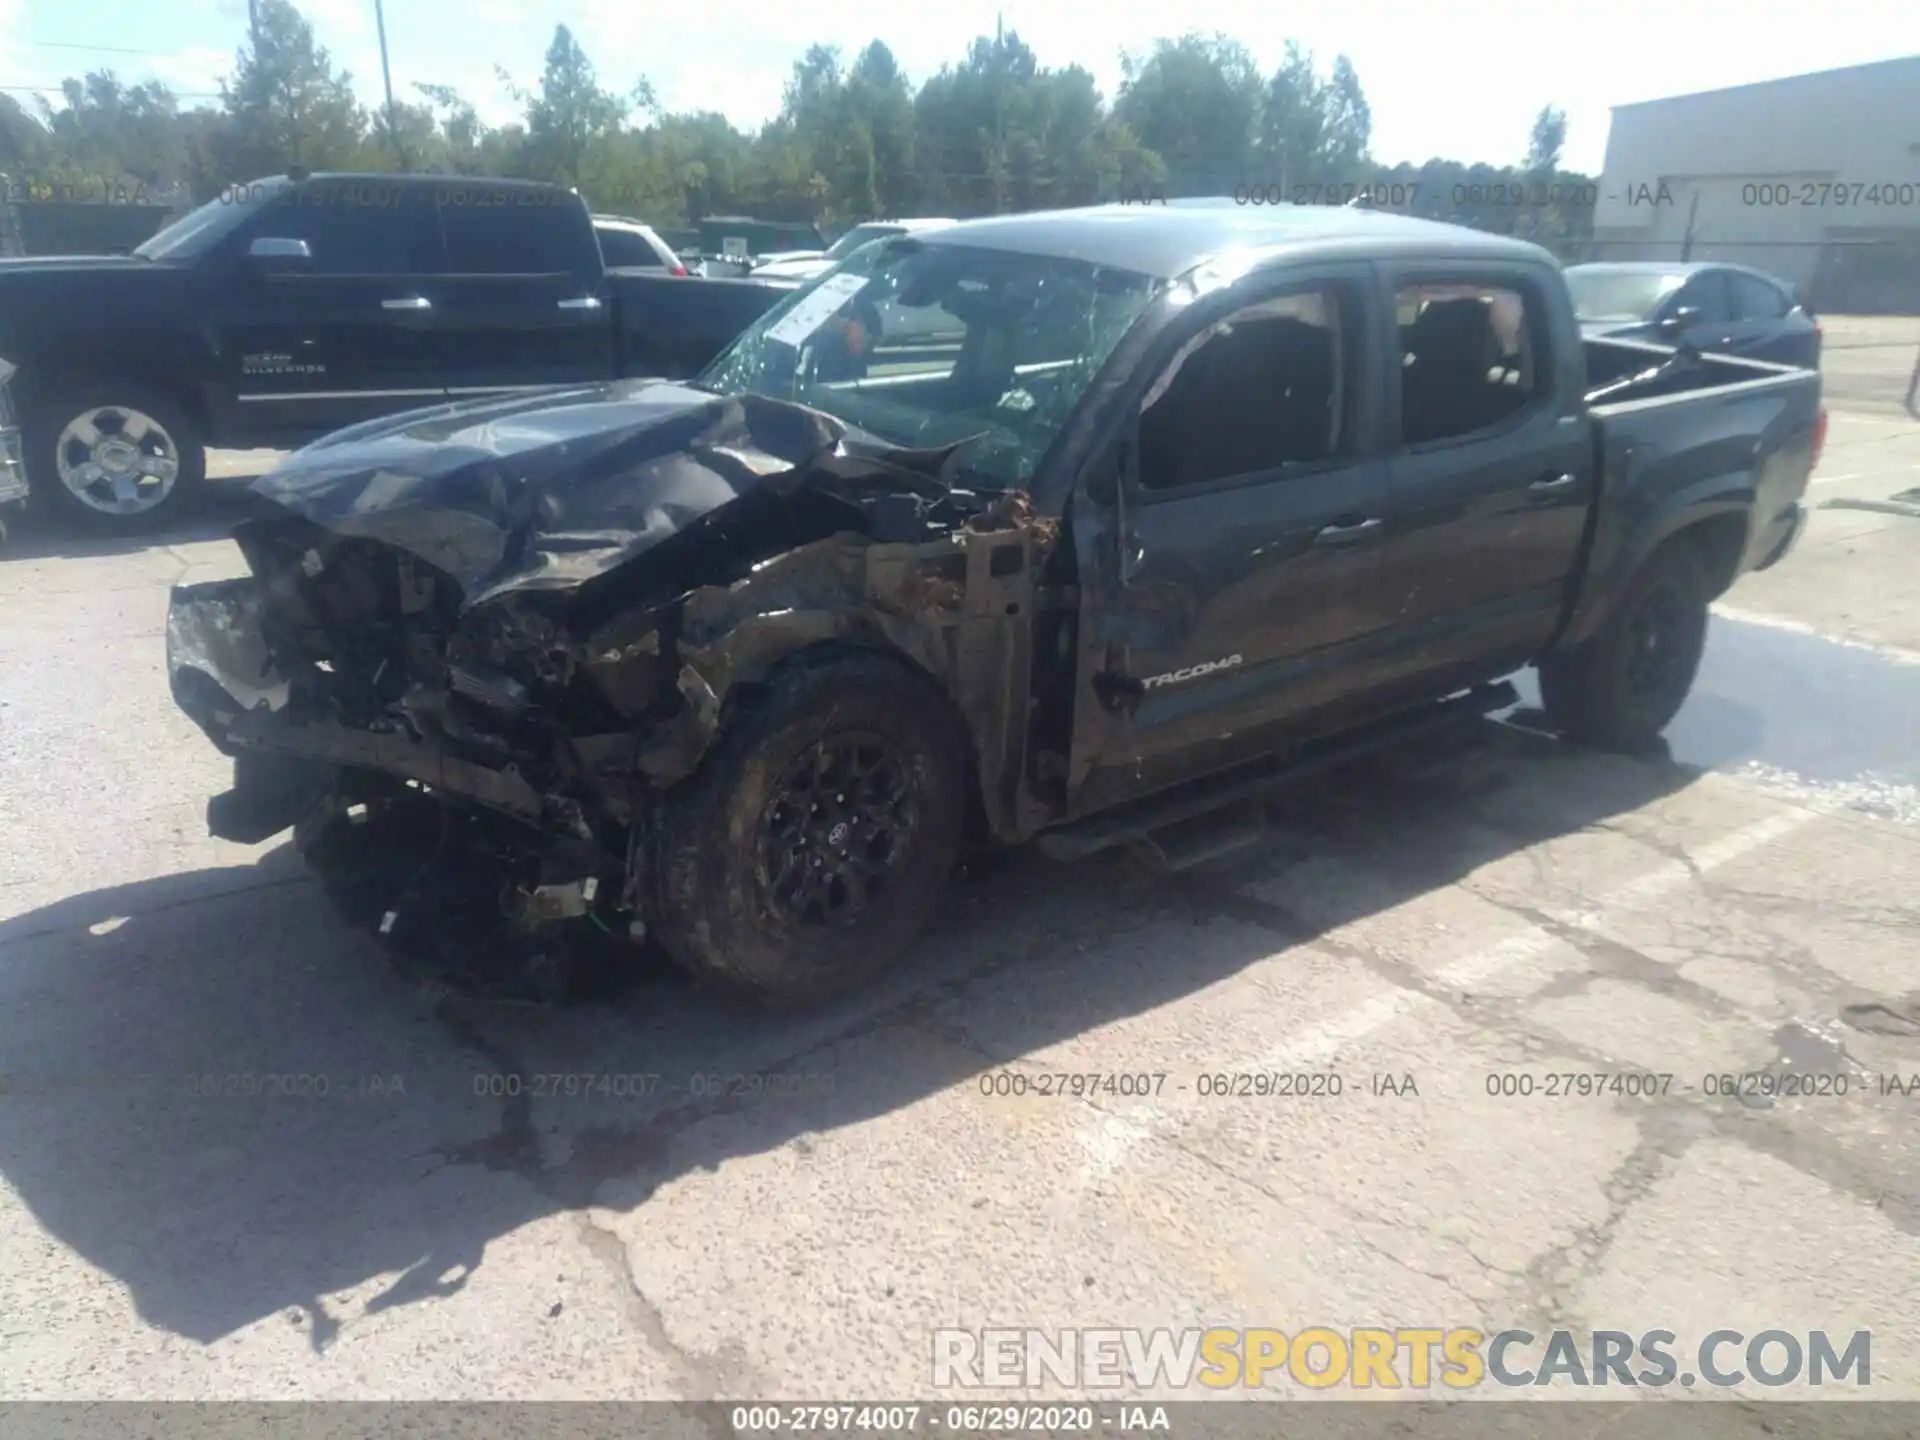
xmin=764 ymin=273 xmax=872 ymax=349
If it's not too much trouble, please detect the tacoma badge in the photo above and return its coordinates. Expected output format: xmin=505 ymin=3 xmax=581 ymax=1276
xmin=1141 ymin=655 xmax=1244 ymax=690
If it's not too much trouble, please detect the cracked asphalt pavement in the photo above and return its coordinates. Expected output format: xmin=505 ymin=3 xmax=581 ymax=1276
xmin=1 ymin=412 xmax=1918 ymax=1407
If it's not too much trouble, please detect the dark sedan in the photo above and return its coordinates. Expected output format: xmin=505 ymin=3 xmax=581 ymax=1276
xmin=1564 ymin=261 xmax=1821 ymax=369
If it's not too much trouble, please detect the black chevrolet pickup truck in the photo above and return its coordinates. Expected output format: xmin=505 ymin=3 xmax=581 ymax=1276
xmin=166 ymin=203 xmax=1824 ymax=1004
xmin=0 ymin=173 xmax=797 ymax=534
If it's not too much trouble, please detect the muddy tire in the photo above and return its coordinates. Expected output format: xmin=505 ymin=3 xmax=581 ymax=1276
xmin=654 ymin=652 xmax=969 ymax=1007
xmin=1539 ymin=540 xmax=1709 ymax=751
xmin=22 ymin=379 xmax=206 ymax=535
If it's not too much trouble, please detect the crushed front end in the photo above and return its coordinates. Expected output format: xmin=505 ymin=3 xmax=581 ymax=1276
xmin=167 ymin=384 xmax=1058 ymax=996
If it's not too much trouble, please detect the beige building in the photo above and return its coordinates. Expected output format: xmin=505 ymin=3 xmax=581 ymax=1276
xmin=1589 ymin=56 xmax=1920 ymax=313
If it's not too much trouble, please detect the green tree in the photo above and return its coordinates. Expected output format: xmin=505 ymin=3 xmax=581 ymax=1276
xmin=413 ymin=83 xmax=495 ymax=173
xmin=1524 ymin=104 xmax=1567 ymax=174
xmin=216 ymin=0 xmax=369 ymax=181
xmin=844 ymin=42 xmax=918 ymax=216
xmin=2 ymin=13 xmax=1596 ymax=255
xmin=1319 ymin=57 xmax=1372 ymax=178
xmin=1253 ymin=45 xmax=1371 ymax=191
xmin=0 ymin=94 xmax=54 ymax=178
xmin=35 ymin=74 xmax=185 ymax=189
xmin=517 ymin=26 xmax=632 ymax=186
xmin=1114 ymin=33 xmax=1260 ymax=195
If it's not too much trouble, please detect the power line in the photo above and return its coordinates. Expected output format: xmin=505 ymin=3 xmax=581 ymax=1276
xmin=21 ymin=39 xmax=179 ymax=57
xmin=1 ymin=82 xmax=226 ymax=98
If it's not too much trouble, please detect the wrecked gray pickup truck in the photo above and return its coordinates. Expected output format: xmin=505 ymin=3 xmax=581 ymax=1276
xmin=168 ymin=203 xmax=1822 ymax=1004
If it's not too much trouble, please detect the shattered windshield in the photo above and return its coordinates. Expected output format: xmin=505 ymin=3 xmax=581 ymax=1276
xmin=698 ymin=240 xmax=1166 ymax=486
xmin=824 ymin=223 xmax=904 ymax=260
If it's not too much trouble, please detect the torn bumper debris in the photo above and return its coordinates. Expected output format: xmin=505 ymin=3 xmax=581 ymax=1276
xmin=166 ymin=378 xmax=1057 ymax=986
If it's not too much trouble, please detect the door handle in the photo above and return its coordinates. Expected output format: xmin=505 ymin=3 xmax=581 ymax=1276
xmin=1531 ymin=473 xmax=1577 ymax=493
xmin=381 ymin=296 xmax=432 ymax=311
xmin=558 ymin=296 xmax=603 ymax=311
xmin=1313 ymin=517 xmax=1382 ymax=548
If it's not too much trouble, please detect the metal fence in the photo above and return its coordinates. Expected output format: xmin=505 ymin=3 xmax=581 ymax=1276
xmin=0 ymin=176 xmax=189 ymax=258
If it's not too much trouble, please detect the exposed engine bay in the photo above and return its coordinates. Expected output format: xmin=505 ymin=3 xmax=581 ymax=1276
xmin=167 ymin=383 xmax=1063 ymax=997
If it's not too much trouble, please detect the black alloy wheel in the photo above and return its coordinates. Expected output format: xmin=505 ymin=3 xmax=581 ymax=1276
xmin=755 ymin=733 xmax=921 ymax=929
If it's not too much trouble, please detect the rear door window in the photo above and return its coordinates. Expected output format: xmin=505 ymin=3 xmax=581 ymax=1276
xmin=1728 ymin=273 xmax=1789 ymax=319
xmin=1672 ymin=271 xmax=1733 ymax=323
xmin=435 ymin=186 xmax=593 ymax=275
xmin=1394 ymin=281 xmax=1547 ymax=446
xmin=599 ymin=227 xmax=662 ymax=268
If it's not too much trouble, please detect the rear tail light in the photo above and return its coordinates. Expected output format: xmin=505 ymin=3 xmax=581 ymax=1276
xmin=670 ymin=263 xmax=688 ymax=277
xmin=1811 ymin=407 xmax=1828 ymax=470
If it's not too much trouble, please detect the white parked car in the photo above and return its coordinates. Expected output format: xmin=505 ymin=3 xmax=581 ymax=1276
xmin=750 ymin=219 xmax=957 ymax=282
xmin=591 ymin=216 xmax=689 ymax=275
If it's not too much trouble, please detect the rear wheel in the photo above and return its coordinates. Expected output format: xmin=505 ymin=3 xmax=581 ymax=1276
xmin=654 ymin=653 xmax=969 ymax=1007
xmin=1539 ymin=541 xmax=1709 ymax=750
xmin=23 ymin=380 xmax=206 ymax=534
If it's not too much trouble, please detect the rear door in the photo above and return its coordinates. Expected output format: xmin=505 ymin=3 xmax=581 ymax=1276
xmin=1368 ymin=264 xmax=1594 ymax=690
xmin=203 ymin=179 xmax=449 ymax=440
xmin=429 ymin=185 xmax=617 ymax=400
xmin=1070 ymin=265 xmax=1397 ymax=812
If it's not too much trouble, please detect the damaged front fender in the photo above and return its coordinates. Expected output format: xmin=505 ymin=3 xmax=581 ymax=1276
xmin=167 ymin=382 xmax=1069 ymax=875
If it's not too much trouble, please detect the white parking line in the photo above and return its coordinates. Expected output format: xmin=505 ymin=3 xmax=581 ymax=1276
xmin=1073 ymin=808 xmax=1817 ymax=1181
xmin=1809 ymin=460 xmax=1920 ymax=488
xmin=1710 ymin=604 xmax=1920 ymax=665
xmin=1827 ymin=411 xmax=1916 ymax=428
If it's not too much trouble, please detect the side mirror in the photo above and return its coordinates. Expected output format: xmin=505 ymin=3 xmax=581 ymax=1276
xmin=246 ymin=236 xmax=311 ymax=272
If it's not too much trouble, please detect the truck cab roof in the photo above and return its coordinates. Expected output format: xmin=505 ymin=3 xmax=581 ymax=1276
xmin=915 ymin=202 xmax=1555 ymax=281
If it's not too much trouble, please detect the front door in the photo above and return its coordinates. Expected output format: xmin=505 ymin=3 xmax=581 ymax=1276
xmin=1068 ymin=266 xmax=1399 ymax=816
xmin=202 ymin=181 xmax=451 ymax=442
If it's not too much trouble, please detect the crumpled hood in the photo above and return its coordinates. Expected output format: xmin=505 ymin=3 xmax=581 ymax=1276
xmin=248 ymin=378 xmax=945 ymax=610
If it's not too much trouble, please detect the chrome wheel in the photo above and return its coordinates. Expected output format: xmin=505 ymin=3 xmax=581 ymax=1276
xmin=55 ymin=405 xmax=181 ymax=516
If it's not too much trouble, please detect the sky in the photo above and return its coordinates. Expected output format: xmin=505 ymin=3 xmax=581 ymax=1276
xmin=0 ymin=0 xmax=1909 ymax=178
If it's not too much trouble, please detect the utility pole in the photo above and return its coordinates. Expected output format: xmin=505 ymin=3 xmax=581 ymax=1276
xmin=373 ymin=0 xmax=405 ymax=168
xmin=990 ymin=11 xmax=1006 ymax=214
xmin=1679 ymin=188 xmax=1700 ymax=262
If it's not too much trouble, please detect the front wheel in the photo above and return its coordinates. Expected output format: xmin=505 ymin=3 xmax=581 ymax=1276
xmin=1539 ymin=541 xmax=1709 ymax=751
xmin=654 ymin=653 xmax=970 ymax=1007
xmin=23 ymin=380 xmax=206 ymax=535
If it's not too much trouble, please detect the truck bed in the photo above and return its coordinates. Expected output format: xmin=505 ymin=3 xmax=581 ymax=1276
xmin=1583 ymin=334 xmax=1810 ymax=404
xmin=1555 ymin=335 xmax=1823 ymax=651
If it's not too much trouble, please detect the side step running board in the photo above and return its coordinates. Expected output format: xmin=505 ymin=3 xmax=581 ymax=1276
xmin=1036 ymin=681 xmax=1517 ymax=868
